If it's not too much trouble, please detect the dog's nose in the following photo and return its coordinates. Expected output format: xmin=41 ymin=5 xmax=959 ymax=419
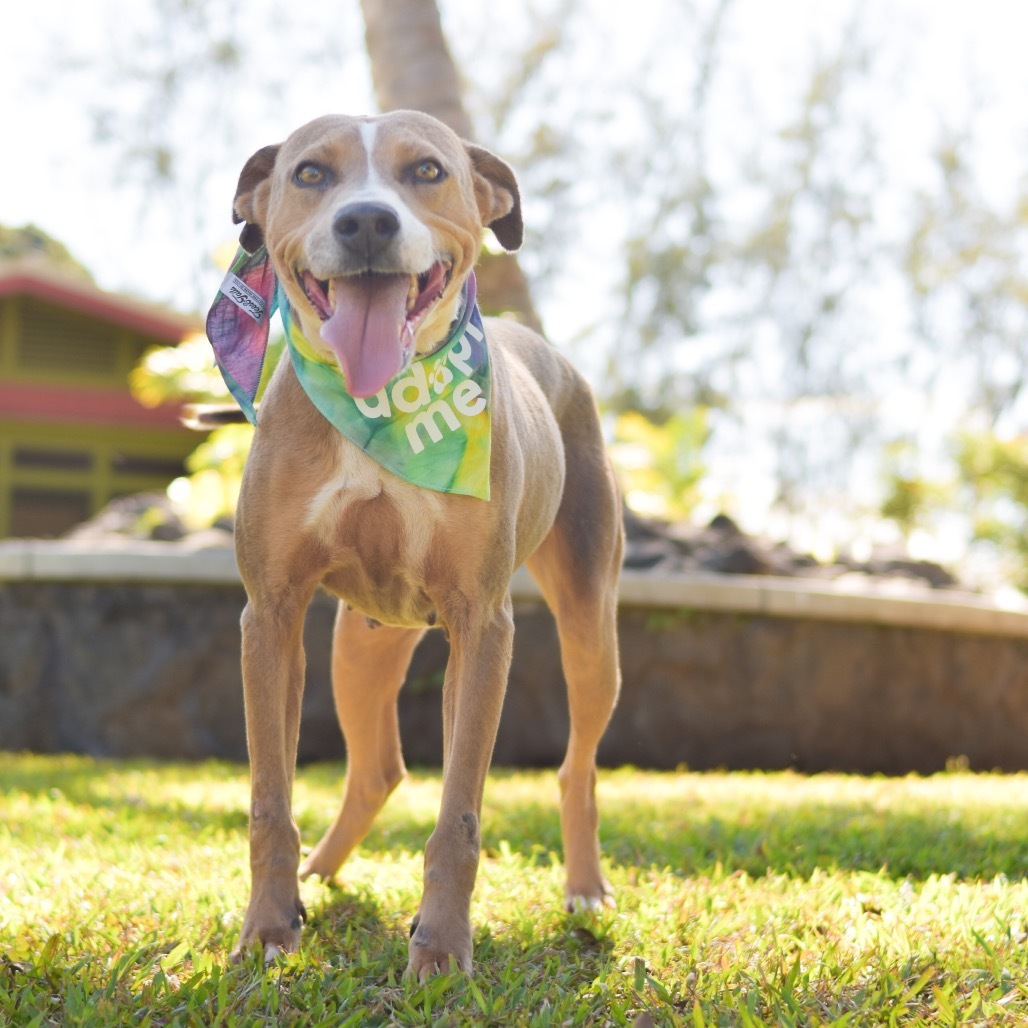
xmin=333 ymin=202 xmax=401 ymax=261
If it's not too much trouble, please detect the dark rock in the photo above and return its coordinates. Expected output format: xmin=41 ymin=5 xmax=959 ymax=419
xmin=623 ymin=538 xmax=684 ymax=571
xmin=622 ymin=506 xmax=671 ymax=543
xmin=149 ymin=520 xmax=187 ymax=542
xmin=859 ymin=557 xmax=958 ymax=589
xmin=705 ymin=541 xmax=774 ymax=576
xmin=622 ymin=507 xmax=962 ymax=590
xmin=64 ymin=493 xmax=188 ymax=543
xmin=707 ymin=513 xmax=742 ymax=536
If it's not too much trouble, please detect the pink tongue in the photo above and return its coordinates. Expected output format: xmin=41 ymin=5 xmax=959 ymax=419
xmin=319 ymin=274 xmax=410 ymax=397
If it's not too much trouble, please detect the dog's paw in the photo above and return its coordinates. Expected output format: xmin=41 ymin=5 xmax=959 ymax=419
xmin=230 ymin=895 xmax=307 ymax=963
xmin=564 ymin=878 xmax=616 ymax=915
xmin=297 ymin=856 xmax=336 ymax=884
xmin=262 ymin=942 xmax=285 ymax=965
xmin=404 ymin=915 xmax=472 ymax=983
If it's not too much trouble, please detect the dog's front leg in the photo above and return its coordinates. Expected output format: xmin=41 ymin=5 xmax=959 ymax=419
xmin=406 ymin=597 xmax=515 ymax=981
xmin=232 ymin=594 xmax=311 ymax=962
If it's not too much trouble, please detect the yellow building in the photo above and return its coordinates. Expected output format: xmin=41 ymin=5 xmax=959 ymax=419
xmin=0 ymin=259 xmax=203 ymax=537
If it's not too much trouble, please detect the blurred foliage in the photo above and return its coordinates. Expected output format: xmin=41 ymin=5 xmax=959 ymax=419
xmin=880 ymin=440 xmax=955 ymax=534
xmin=954 ymin=432 xmax=1028 ymax=588
xmin=0 ymin=223 xmax=93 ymax=280
xmin=881 ymin=430 xmax=1028 ymax=589
xmin=609 ymin=409 xmax=709 ymax=520
xmin=130 ymin=333 xmax=283 ymax=522
xmin=174 ymin=423 xmax=256 ymax=525
xmin=130 ymin=332 xmax=233 ymax=408
xmin=905 ymin=133 xmax=1028 ymax=421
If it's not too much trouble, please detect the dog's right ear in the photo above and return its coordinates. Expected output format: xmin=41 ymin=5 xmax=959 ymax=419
xmin=232 ymin=144 xmax=280 ymax=253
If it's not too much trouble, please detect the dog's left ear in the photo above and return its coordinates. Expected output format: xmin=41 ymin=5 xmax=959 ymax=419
xmin=465 ymin=143 xmax=523 ymax=252
xmin=232 ymin=143 xmax=281 ymax=252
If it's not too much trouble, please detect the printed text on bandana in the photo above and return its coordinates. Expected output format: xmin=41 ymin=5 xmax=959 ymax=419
xmin=354 ymin=322 xmax=487 ymax=453
xmin=220 ymin=271 xmax=267 ymax=324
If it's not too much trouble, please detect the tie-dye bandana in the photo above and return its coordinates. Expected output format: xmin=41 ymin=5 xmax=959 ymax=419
xmin=206 ymin=246 xmax=492 ymax=500
xmin=205 ymin=245 xmax=278 ymax=423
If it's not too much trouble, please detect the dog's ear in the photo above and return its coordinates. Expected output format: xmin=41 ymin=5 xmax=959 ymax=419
xmin=232 ymin=144 xmax=280 ymax=253
xmin=465 ymin=143 xmax=523 ymax=252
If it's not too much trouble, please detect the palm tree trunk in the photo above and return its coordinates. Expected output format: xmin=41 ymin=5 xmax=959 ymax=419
xmin=359 ymin=0 xmax=542 ymax=332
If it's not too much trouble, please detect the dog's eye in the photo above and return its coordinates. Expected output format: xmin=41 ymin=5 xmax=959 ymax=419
xmin=294 ymin=163 xmax=326 ymax=187
xmin=412 ymin=159 xmax=445 ymax=183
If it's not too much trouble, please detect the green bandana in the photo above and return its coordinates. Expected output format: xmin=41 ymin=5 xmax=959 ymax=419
xmin=280 ymin=277 xmax=492 ymax=500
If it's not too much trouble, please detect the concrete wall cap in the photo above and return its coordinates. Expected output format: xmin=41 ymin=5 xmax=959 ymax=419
xmin=2 ymin=539 xmax=1026 ymax=638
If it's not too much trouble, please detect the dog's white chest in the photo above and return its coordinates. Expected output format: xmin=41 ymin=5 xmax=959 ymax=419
xmin=304 ymin=434 xmax=443 ymax=570
xmin=304 ymin=438 xmax=383 ymax=531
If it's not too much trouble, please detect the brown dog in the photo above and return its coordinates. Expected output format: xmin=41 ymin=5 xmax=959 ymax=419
xmin=210 ymin=110 xmax=622 ymax=980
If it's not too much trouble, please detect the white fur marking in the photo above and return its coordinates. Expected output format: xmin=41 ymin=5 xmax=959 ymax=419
xmin=359 ymin=121 xmax=378 ymax=183
xmin=345 ymin=119 xmax=435 ymax=271
xmin=303 ymin=435 xmax=443 ymax=570
xmin=304 ymin=439 xmax=383 ymax=536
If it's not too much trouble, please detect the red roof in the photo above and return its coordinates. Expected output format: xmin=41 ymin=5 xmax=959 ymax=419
xmin=0 ymin=258 xmax=199 ymax=343
xmin=0 ymin=381 xmax=187 ymax=429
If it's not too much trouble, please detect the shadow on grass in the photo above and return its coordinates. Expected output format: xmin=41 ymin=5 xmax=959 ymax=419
xmin=6 ymin=756 xmax=1028 ymax=884
xmin=472 ymin=771 xmax=1028 ymax=884
xmin=597 ymin=798 xmax=1028 ymax=883
xmin=309 ymin=885 xmax=390 ymax=944
xmin=1 ymin=755 xmax=252 ymax=833
xmin=473 ymin=916 xmax=618 ymax=980
xmin=301 ymin=882 xmax=620 ymax=1002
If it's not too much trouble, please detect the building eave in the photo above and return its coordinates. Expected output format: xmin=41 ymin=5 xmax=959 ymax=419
xmin=0 ymin=259 xmax=200 ymax=343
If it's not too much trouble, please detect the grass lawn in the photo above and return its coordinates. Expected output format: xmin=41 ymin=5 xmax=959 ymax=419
xmin=3 ymin=755 xmax=1028 ymax=1025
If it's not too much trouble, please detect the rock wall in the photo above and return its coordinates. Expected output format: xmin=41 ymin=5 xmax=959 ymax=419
xmin=2 ymin=578 xmax=1028 ymax=774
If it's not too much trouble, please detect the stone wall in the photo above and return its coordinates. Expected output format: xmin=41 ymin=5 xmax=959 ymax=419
xmin=2 ymin=548 xmax=1028 ymax=774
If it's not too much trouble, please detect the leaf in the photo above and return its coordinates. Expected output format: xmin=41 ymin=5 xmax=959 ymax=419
xmin=161 ymin=941 xmax=190 ymax=971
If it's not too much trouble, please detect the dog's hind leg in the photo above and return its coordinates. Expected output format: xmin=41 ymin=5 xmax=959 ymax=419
xmin=526 ymin=427 xmax=623 ymax=912
xmin=299 ymin=602 xmax=425 ymax=882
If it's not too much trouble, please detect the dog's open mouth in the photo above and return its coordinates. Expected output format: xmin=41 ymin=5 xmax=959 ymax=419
xmin=297 ymin=262 xmax=451 ymax=398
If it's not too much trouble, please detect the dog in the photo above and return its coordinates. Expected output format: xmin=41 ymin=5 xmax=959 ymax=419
xmin=203 ymin=110 xmax=623 ymax=980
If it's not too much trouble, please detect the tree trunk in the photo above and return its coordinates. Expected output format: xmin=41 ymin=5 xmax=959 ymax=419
xmin=359 ymin=0 xmax=541 ymax=332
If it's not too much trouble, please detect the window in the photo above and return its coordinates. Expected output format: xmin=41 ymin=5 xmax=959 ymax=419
xmin=16 ymin=300 xmax=117 ymax=375
xmin=12 ymin=448 xmax=93 ymax=471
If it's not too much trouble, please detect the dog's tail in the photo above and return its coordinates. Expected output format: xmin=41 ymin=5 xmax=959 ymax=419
xmin=181 ymin=404 xmax=253 ymax=430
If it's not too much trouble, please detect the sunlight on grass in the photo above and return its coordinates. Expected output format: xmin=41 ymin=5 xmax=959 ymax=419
xmin=3 ymin=755 xmax=1028 ymax=1024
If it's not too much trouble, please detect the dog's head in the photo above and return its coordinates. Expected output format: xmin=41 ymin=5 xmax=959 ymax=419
xmin=230 ymin=111 xmax=522 ymax=398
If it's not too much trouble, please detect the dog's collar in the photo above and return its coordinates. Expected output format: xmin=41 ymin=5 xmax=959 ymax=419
xmin=206 ymin=246 xmax=492 ymax=500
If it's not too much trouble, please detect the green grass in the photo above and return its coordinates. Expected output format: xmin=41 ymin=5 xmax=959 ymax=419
xmin=3 ymin=756 xmax=1028 ymax=1025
